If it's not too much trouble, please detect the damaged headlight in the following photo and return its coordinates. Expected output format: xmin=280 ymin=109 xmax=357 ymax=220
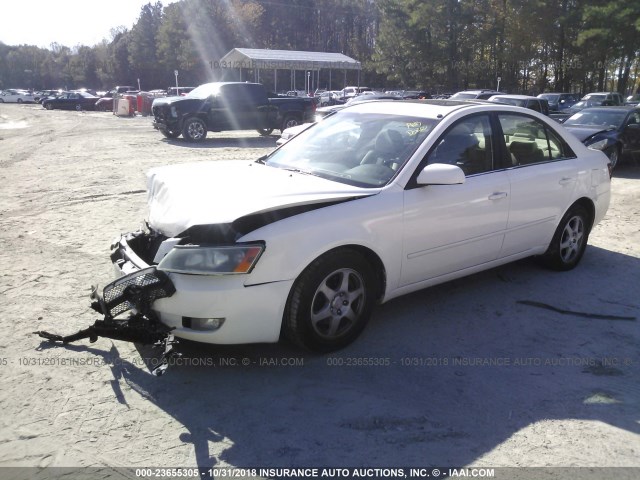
xmin=157 ymin=244 xmax=264 ymax=275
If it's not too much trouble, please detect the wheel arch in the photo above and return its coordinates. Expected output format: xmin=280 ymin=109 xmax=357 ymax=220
xmin=294 ymin=244 xmax=387 ymax=303
xmin=568 ymin=197 xmax=596 ymax=232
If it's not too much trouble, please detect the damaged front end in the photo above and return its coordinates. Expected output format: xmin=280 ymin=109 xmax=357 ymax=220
xmin=35 ymin=266 xmax=179 ymax=376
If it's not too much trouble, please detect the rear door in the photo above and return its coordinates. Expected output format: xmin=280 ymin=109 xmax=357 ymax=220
xmin=497 ymin=113 xmax=579 ymax=257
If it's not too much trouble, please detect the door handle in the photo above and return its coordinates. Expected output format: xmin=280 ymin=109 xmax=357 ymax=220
xmin=488 ymin=192 xmax=508 ymax=200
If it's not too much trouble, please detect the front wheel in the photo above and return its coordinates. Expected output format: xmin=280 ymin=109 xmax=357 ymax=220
xmin=283 ymin=249 xmax=377 ymax=352
xmin=17 ymin=99 xmax=23 ymax=104
xmin=44 ymin=103 xmax=53 ymax=110
xmin=539 ymin=204 xmax=590 ymax=271
xmin=182 ymin=117 xmax=207 ymax=142
xmin=161 ymin=129 xmax=181 ymax=139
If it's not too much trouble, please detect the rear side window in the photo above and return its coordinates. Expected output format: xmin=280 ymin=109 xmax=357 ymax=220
xmin=498 ymin=114 xmax=575 ymax=166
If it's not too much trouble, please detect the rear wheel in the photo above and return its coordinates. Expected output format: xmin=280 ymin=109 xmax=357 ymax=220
xmin=283 ymin=249 xmax=377 ymax=352
xmin=17 ymin=99 xmax=23 ymax=104
xmin=182 ymin=117 xmax=207 ymax=142
xmin=257 ymin=128 xmax=274 ymax=136
xmin=605 ymin=145 xmax=620 ymax=170
xmin=44 ymin=103 xmax=53 ymax=110
xmin=75 ymin=104 xmax=82 ymax=111
xmin=539 ymin=204 xmax=590 ymax=271
xmin=281 ymin=115 xmax=300 ymax=131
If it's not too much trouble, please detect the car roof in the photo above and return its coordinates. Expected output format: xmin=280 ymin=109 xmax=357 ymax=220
xmin=339 ymin=98 xmax=508 ymax=120
xmin=489 ymin=94 xmax=540 ymax=100
xmin=573 ymin=106 xmax=637 ymax=113
xmin=455 ymin=89 xmax=498 ymax=93
xmin=583 ymin=92 xmax=619 ymax=96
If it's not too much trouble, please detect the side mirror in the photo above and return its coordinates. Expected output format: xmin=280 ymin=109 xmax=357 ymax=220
xmin=416 ymin=163 xmax=465 ymax=186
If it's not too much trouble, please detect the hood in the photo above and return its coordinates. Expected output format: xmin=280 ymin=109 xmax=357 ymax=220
xmin=563 ymin=125 xmax=612 ymax=142
xmin=147 ymin=161 xmax=375 ymax=237
xmin=152 ymin=96 xmax=203 ymax=109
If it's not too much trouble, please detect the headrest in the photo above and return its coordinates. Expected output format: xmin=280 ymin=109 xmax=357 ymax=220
xmin=375 ymin=129 xmax=403 ymax=154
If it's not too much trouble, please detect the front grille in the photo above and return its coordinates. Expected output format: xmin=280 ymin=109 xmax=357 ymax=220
xmin=102 ymin=267 xmax=176 ymax=318
xmin=153 ymin=108 xmax=166 ymax=123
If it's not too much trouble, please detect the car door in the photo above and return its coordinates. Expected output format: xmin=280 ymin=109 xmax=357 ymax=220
xmin=620 ymin=111 xmax=640 ymax=154
xmin=497 ymin=112 xmax=579 ymax=257
xmin=401 ymin=113 xmax=510 ymax=286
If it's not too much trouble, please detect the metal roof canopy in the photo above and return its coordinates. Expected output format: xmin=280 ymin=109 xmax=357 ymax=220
xmin=218 ymin=48 xmax=361 ymax=71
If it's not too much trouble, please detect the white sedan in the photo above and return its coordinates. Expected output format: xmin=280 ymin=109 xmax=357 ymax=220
xmin=0 ymin=89 xmax=35 ymax=103
xmin=111 ymin=100 xmax=611 ymax=352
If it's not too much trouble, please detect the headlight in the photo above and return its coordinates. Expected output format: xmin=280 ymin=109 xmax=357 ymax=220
xmin=585 ymin=137 xmax=613 ymax=151
xmin=157 ymin=244 xmax=264 ymax=275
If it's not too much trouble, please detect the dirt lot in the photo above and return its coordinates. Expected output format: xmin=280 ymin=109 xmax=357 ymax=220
xmin=0 ymin=105 xmax=638 ymax=478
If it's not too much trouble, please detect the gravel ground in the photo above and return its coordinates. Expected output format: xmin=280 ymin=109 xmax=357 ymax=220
xmin=0 ymin=105 xmax=638 ymax=479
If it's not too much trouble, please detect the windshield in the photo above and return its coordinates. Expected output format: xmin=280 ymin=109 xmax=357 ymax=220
xmin=539 ymin=94 xmax=559 ymax=102
xmin=564 ymin=110 xmax=626 ymax=128
xmin=186 ymin=83 xmax=220 ymax=99
xmin=265 ymin=111 xmax=438 ymax=188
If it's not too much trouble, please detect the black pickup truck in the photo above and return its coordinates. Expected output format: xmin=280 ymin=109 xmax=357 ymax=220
xmin=151 ymin=82 xmax=317 ymax=141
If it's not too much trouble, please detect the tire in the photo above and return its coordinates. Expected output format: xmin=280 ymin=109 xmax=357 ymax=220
xmin=283 ymin=249 xmax=376 ymax=352
xmin=539 ymin=204 xmax=590 ymax=271
xmin=182 ymin=117 xmax=207 ymax=142
xmin=605 ymin=145 xmax=620 ymax=170
xmin=257 ymin=128 xmax=274 ymax=136
xmin=281 ymin=115 xmax=300 ymax=131
xmin=0 ymin=99 xmax=4 ymax=103
xmin=161 ymin=129 xmax=181 ymax=139
xmin=75 ymin=104 xmax=82 ymax=111
xmin=44 ymin=103 xmax=53 ymax=110
xmin=17 ymin=99 xmax=23 ymax=104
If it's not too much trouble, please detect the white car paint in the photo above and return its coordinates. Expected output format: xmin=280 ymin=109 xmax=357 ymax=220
xmin=0 ymin=89 xmax=35 ymax=103
xmin=112 ymin=100 xmax=611 ymax=350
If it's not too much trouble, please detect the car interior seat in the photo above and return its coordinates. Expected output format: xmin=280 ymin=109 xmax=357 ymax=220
xmin=360 ymin=129 xmax=404 ymax=169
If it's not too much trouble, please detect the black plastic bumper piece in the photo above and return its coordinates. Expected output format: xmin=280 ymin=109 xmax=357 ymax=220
xmin=34 ymin=267 xmax=179 ymax=376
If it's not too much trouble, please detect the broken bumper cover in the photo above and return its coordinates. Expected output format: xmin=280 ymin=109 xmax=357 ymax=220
xmin=111 ymin=233 xmax=293 ymax=345
xmin=35 ymin=267 xmax=180 ymax=376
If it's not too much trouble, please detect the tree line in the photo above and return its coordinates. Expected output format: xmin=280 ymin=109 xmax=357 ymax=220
xmin=0 ymin=0 xmax=638 ymax=96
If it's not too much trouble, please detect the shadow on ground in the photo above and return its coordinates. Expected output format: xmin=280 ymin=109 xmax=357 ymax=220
xmin=37 ymin=246 xmax=639 ymax=475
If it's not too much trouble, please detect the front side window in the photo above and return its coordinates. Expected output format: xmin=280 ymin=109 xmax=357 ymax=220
xmin=498 ymin=113 xmax=572 ymax=165
xmin=427 ymin=114 xmax=495 ymax=175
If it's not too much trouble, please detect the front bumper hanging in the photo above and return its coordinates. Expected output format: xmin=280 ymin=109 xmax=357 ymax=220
xmin=35 ymin=267 xmax=179 ymax=376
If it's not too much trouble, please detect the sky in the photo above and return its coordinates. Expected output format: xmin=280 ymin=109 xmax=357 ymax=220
xmin=0 ymin=0 xmax=179 ymax=49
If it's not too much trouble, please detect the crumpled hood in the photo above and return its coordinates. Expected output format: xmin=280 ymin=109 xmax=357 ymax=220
xmin=563 ymin=125 xmax=612 ymax=142
xmin=147 ymin=161 xmax=375 ymax=237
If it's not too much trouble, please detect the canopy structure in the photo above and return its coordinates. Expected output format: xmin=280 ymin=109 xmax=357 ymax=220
xmin=216 ymin=48 xmax=362 ymax=92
